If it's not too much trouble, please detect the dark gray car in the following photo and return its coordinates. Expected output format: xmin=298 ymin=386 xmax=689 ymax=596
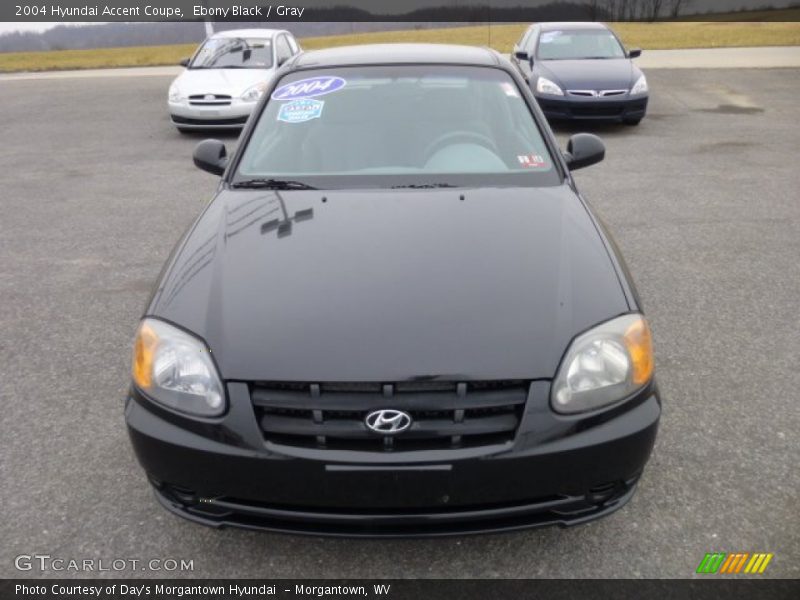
xmin=511 ymin=22 xmax=649 ymax=124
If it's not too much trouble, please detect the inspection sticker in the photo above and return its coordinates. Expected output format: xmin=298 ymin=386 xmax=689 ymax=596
xmin=518 ymin=154 xmax=547 ymax=167
xmin=271 ymin=76 xmax=346 ymax=100
xmin=540 ymin=31 xmax=563 ymax=43
xmin=277 ymin=99 xmax=324 ymax=123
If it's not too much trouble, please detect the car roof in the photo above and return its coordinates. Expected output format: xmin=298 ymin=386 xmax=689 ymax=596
xmin=538 ymin=22 xmax=610 ymax=31
xmin=292 ymin=44 xmax=500 ymax=69
xmin=209 ymin=28 xmax=288 ymax=40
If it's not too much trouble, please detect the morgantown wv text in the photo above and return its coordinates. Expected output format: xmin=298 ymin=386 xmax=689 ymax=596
xmin=15 ymin=583 xmax=392 ymax=597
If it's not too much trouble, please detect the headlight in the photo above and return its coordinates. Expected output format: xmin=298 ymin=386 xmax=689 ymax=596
xmin=241 ymin=81 xmax=268 ymax=102
xmin=132 ymin=318 xmax=225 ymax=417
xmin=631 ymin=74 xmax=648 ymax=95
xmin=536 ymin=77 xmax=564 ymax=96
xmin=168 ymin=83 xmax=183 ymax=102
xmin=551 ymin=314 xmax=654 ymax=414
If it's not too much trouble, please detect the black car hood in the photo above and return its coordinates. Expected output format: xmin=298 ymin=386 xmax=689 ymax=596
xmin=148 ymin=186 xmax=629 ymax=382
xmin=537 ymin=59 xmax=636 ymax=91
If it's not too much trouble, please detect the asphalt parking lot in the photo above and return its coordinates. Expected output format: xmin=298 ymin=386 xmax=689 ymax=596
xmin=0 ymin=67 xmax=798 ymax=579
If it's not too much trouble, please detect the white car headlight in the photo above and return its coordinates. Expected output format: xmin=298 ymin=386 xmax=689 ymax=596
xmin=551 ymin=314 xmax=654 ymax=414
xmin=132 ymin=318 xmax=225 ymax=417
xmin=631 ymin=74 xmax=648 ymax=95
xmin=241 ymin=81 xmax=268 ymax=102
xmin=168 ymin=83 xmax=183 ymax=102
xmin=536 ymin=77 xmax=564 ymax=96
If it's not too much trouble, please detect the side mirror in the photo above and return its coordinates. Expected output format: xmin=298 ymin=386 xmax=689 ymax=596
xmin=179 ymin=57 xmax=190 ymax=67
xmin=628 ymin=48 xmax=642 ymax=58
xmin=564 ymin=133 xmax=605 ymax=171
xmin=513 ymin=50 xmax=529 ymax=61
xmin=193 ymin=139 xmax=228 ymax=176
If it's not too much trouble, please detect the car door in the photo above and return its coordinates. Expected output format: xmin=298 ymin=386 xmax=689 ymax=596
xmin=286 ymin=33 xmax=302 ymax=55
xmin=275 ymin=34 xmax=293 ymax=67
xmin=512 ymin=26 xmax=539 ymax=82
xmin=511 ymin=26 xmax=533 ymax=71
xmin=520 ymin=27 xmax=539 ymax=81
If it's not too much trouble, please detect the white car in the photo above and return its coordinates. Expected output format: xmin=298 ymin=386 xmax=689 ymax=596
xmin=168 ymin=29 xmax=301 ymax=132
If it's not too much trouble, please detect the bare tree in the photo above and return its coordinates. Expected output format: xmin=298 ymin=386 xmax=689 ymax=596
xmin=615 ymin=0 xmax=628 ymax=20
xmin=629 ymin=0 xmax=638 ymax=19
xmin=584 ymin=0 xmax=602 ymax=20
xmin=644 ymin=0 xmax=665 ymax=21
xmin=604 ymin=0 xmax=619 ymax=20
xmin=602 ymin=0 xmax=680 ymax=21
xmin=668 ymin=0 xmax=691 ymax=19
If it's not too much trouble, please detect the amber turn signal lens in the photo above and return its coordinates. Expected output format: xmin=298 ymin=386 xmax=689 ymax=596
xmin=132 ymin=322 xmax=159 ymax=389
xmin=624 ymin=317 xmax=654 ymax=386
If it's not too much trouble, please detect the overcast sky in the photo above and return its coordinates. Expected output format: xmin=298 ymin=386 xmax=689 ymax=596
xmin=0 ymin=22 xmax=95 ymax=34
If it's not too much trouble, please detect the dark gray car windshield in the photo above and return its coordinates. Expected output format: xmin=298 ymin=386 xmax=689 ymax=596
xmin=234 ymin=65 xmax=560 ymax=189
xmin=537 ymin=29 xmax=625 ymax=60
xmin=190 ymin=37 xmax=273 ymax=69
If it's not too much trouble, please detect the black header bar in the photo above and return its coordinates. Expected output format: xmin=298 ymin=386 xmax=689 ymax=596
xmin=4 ymin=0 xmax=800 ymax=23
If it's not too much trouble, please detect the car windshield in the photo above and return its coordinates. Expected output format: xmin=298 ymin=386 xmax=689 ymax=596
xmin=234 ymin=65 xmax=559 ymax=189
xmin=537 ymin=29 xmax=625 ymax=60
xmin=190 ymin=37 xmax=273 ymax=69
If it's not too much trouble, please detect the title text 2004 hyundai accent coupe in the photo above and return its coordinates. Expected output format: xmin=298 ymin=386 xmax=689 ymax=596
xmin=127 ymin=44 xmax=660 ymax=536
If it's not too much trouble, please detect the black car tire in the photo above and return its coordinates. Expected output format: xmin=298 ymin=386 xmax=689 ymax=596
xmin=623 ymin=117 xmax=642 ymax=126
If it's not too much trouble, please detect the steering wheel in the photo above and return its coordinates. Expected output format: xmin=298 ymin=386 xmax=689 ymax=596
xmin=422 ymin=131 xmax=499 ymax=164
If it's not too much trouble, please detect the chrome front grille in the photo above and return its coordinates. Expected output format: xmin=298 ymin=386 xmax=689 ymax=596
xmin=567 ymin=89 xmax=628 ymax=97
xmin=251 ymin=380 xmax=529 ymax=452
xmin=188 ymin=94 xmax=232 ymax=106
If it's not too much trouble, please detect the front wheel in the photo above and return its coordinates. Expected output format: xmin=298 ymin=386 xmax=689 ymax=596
xmin=623 ymin=117 xmax=642 ymax=126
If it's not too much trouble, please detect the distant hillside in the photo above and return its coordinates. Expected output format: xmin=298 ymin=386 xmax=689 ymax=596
xmin=0 ymin=22 xmax=466 ymax=53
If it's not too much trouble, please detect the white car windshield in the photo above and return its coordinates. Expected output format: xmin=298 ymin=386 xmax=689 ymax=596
xmin=235 ymin=65 xmax=559 ymax=189
xmin=191 ymin=37 xmax=273 ymax=69
xmin=537 ymin=30 xmax=626 ymax=60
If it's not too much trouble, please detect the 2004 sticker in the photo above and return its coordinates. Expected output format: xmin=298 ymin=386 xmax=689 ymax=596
xmin=277 ymin=99 xmax=325 ymax=123
xmin=271 ymin=76 xmax=346 ymax=100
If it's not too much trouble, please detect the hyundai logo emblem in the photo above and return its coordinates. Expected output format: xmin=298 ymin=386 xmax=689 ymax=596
xmin=364 ymin=409 xmax=412 ymax=435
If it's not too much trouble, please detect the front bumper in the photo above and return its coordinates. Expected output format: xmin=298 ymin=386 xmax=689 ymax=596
xmin=168 ymin=99 xmax=255 ymax=129
xmin=125 ymin=381 xmax=660 ymax=537
xmin=534 ymin=93 xmax=648 ymax=122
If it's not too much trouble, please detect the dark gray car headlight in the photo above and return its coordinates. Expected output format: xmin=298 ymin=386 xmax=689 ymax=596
xmin=536 ymin=76 xmax=564 ymax=96
xmin=551 ymin=314 xmax=654 ymax=414
xmin=132 ymin=318 xmax=225 ymax=417
xmin=630 ymin=74 xmax=648 ymax=95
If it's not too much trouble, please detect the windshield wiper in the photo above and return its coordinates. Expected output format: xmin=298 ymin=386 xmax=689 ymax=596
xmin=231 ymin=178 xmax=318 ymax=190
xmin=390 ymin=183 xmax=458 ymax=189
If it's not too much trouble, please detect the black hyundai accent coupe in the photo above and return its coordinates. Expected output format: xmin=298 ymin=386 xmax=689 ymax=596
xmin=126 ymin=44 xmax=660 ymax=536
